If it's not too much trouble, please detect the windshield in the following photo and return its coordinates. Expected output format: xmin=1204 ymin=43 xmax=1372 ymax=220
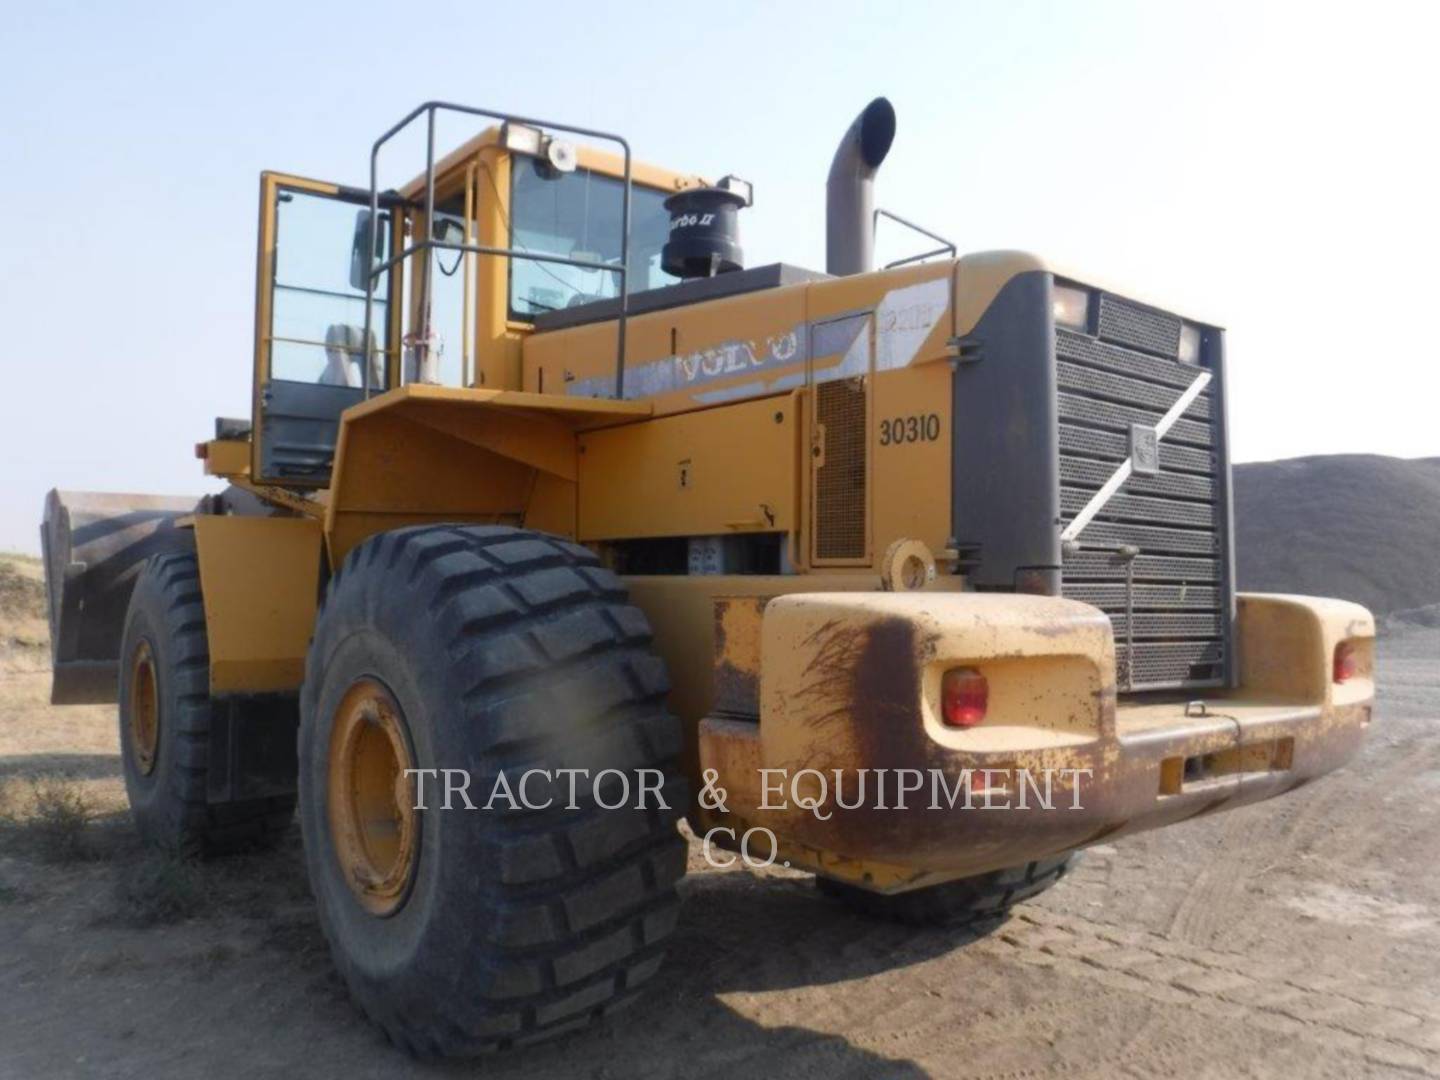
xmin=508 ymin=156 xmax=676 ymax=318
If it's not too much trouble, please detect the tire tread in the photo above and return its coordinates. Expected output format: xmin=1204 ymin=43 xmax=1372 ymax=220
xmin=121 ymin=553 xmax=295 ymax=856
xmin=301 ymin=526 xmax=686 ymax=1056
xmin=818 ymin=854 xmax=1076 ymax=926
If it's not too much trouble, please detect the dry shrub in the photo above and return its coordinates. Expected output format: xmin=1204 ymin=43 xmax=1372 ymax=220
xmin=112 ymin=852 xmax=207 ymax=927
xmin=26 ymin=776 xmax=94 ymax=863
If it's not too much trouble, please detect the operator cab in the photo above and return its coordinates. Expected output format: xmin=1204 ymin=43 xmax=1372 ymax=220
xmin=248 ymin=114 xmax=701 ymax=487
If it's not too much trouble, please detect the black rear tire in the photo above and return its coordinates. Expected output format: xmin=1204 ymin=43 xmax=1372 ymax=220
xmin=298 ymin=525 xmax=687 ymax=1057
xmin=817 ymin=855 xmax=1076 ymax=926
xmin=117 ymin=553 xmax=296 ymax=855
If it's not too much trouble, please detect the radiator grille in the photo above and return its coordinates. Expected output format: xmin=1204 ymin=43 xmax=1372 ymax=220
xmin=1097 ymin=294 xmax=1182 ymax=358
xmin=815 ymin=378 xmax=867 ymax=561
xmin=1057 ymin=314 xmax=1228 ymax=691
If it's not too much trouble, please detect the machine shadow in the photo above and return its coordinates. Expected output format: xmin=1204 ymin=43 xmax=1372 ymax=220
xmin=0 ymin=796 xmax=993 ymax=1076
xmin=226 ymin=835 xmax=992 ymax=1077
xmin=0 ymin=751 xmax=123 ymax=783
xmin=459 ymin=865 xmax=988 ymax=1076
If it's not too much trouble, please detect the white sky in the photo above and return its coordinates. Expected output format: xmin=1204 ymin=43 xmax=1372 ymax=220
xmin=2 ymin=0 xmax=1436 ymax=553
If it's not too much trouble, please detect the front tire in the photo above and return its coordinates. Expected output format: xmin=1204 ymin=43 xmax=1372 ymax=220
xmin=299 ymin=525 xmax=687 ymax=1056
xmin=817 ymin=855 xmax=1076 ymax=926
xmin=117 ymin=553 xmax=296 ymax=855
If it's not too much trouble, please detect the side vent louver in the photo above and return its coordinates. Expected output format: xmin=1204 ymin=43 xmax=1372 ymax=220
xmin=814 ymin=378 xmax=868 ymax=561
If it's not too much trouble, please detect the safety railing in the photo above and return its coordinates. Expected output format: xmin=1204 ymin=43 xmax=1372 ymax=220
xmin=875 ymin=207 xmax=956 ymax=269
xmin=360 ymin=102 xmax=634 ymax=399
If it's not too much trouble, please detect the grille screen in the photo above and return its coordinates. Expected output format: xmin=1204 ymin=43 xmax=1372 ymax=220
xmin=815 ymin=378 xmax=867 ymax=561
xmin=1097 ymin=294 xmax=1182 ymax=358
xmin=1057 ymin=310 xmax=1228 ymax=692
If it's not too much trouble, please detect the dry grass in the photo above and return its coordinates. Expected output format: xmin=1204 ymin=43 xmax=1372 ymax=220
xmin=0 ymin=553 xmax=46 ymax=633
xmin=30 ymin=775 xmax=94 ymax=862
xmin=111 ymin=851 xmax=208 ymax=927
xmin=0 ymin=553 xmax=49 ymax=680
xmin=0 ymin=774 xmax=97 ymax=863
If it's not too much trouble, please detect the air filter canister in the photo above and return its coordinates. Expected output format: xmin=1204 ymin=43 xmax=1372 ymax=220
xmin=661 ymin=187 xmax=746 ymax=279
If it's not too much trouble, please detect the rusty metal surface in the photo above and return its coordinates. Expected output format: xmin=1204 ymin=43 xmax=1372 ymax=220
xmin=712 ymin=597 xmax=766 ymax=718
xmin=695 ymin=590 xmax=1375 ymax=888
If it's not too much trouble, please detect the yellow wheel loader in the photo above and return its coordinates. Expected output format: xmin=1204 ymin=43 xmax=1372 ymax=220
xmin=41 ymin=98 xmax=1375 ymax=1055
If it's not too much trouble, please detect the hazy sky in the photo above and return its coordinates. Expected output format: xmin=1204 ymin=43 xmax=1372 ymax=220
xmin=2 ymin=0 xmax=1436 ymax=553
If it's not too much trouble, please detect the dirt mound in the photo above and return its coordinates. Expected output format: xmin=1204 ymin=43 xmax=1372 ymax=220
xmin=1234 ymin=455 xmax=1440 ymax=617
xmin=0 ymin=555 xmax=48 ymax=653
xmin=0 ymin=557 xmax=45 ymax=621
xmin=1385 ymin=602 xmax=1440 ymax=631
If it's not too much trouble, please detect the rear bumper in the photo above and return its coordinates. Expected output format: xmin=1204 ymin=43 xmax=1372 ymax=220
xmin=697 ymin=591 xmax=1374 ymax=890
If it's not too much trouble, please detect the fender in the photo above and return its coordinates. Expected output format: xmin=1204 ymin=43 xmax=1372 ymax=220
xmin=193 ymin=514 xmax=322 ymax=693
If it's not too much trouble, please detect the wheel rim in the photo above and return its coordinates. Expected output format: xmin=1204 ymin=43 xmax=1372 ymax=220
xmin=129 ymin=640 xmax=160 ymax=776
xmin=327 ymin=678 xmax=419 ymax=917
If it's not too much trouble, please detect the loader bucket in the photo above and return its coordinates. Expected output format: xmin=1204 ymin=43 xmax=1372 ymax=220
xmin=41 ymin=490 xmax=201 ymax=705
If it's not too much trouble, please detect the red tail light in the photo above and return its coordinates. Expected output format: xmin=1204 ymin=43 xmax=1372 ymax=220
xmin=1333 ymin=641 xmax=1360 ymax=683
xmin=942 ymin=667 xmax=989 ymax=728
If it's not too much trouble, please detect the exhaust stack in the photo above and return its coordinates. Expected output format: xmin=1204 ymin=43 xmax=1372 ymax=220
xmin=826 ymin=97 xmax=896 ymax=276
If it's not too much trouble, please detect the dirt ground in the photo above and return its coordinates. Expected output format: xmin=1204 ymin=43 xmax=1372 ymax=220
xmin=2 ymin=552 xmax=1438 ymax=1079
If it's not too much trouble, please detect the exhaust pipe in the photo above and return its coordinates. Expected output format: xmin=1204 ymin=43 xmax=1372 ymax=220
xmin=826 ymin=97 xmax=896 ymax=277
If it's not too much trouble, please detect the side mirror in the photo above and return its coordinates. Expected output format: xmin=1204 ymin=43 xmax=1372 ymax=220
xmin=431 ymin=217 xmax=468 ymax=277
xmin=349 ymin=209 xmax=385 ymax=292
xmin=433 ymin=216 xmax=465 ymax=247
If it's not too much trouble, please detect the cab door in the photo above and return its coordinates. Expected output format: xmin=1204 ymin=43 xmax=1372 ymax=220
xmin=251 ymin=173 xmax=401 ymax=486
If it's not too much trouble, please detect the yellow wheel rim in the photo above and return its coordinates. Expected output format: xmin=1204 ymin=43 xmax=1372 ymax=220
xmin=129 ymin=640 xmax=160 ymax=776
xmin=327 ymin=679 xmax=418 ymax=917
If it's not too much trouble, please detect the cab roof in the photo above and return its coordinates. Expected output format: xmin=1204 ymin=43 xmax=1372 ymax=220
xmin=400 ymin=125 xmax=705 ymax=201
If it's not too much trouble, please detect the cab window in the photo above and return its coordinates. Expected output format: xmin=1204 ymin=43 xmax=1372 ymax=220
xmin=508 ymin=157 xmax=675 ymax=318
xmin=269 ymin=189 xmax=389 ymax=385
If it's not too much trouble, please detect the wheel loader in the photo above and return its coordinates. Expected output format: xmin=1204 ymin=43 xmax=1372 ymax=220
xmin=40 ymin=98 xmax=1376 ymax=1055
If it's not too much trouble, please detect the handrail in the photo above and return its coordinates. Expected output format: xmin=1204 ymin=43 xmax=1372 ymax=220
xmin=361 ymin=102 xmax=634 ymax=400
xmin=874 ymin=207 xmax=957 ymax=269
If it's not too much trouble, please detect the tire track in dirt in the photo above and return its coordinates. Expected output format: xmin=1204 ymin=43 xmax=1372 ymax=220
xmin=1292 ymin=736 xmax=1440 ymax=868
xmin=1163 ymin=806 xmax=1258 ymax=948
xmin=1117 ymin=714 xmax=1439 ymax=957
xmin=800 ymin=960 xmax=1226 ymax=1080
xmin=1162 ymin=745 xmax=1363 ymax=949
xmin=987 ymin=907 xmax=1440 ymax=1075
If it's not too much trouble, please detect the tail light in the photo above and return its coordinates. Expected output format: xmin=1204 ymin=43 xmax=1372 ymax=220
xmin=1333 ymin=641 xmax=1360 ymax=684
xmin=941 ymin=667 xmax=989 ymax=728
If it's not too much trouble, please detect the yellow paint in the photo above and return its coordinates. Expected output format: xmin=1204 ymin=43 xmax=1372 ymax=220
xmin=624 ymin=573 xmax=965 ymax=785
xmin=197 ymin=438 xmax=251 ymax=478
xmin=324 ymin=384 xmax=649 ymax=564
xmin=194 ymin=515 xmax=321 ymax=692
xmin=870 ymin=364 xmax=953 ymax=558
xmin=398 ymin=126 xmax=702 ymax=204
xmin=327 ymin=678 xmax=418 ymax=915
xmin=577 ymin=394 xmax=797 ymax=541
xmin=1232 ymin=593 xmax=1376 ymax=706
xmin=679 ymin=589 xmax=1374 ymax=883
xmin=760 ymin=592 xmax=1114 ymax=774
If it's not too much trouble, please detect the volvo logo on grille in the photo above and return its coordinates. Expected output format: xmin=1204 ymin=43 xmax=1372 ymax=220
xmin=1130 ymin=424 xmax=1160 ymax=476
